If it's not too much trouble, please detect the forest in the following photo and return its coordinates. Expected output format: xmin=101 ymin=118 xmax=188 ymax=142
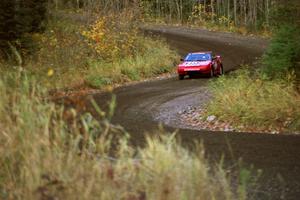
xmin=1 ymin=0 xmax=300 ymax=64
xmin=51 ymin=0 xmax=300 ymax=28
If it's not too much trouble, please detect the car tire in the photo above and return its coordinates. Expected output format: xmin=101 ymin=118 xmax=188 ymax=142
xmin=179 ymin=75 xmax=184 ymax=80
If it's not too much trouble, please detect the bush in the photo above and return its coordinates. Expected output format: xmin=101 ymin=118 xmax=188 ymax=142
xmin=23 ymin=16 xmax=96 ymax=89
xmin=262 ymin=25 xmax=300 ymax=78
xmin=207 ymin=69 xmax=300 ymax=132
xmin=82 ymin=11 xmax=140 ymax=61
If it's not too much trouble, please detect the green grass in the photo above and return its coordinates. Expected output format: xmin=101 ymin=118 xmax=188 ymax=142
xmin=0 ymin=73 xmax=257 ymax=200
xmin=85 ymin=38 xmax=178 ymax=88
xmin=206 ymin=69 xmax=300 ymax=132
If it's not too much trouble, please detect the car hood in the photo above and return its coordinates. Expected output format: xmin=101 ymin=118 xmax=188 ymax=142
xmin=179 ymin=61 xmax=211 ymax=67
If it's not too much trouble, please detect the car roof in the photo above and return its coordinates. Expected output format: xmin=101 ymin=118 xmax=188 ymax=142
xmin=189 ymin=51 xmax=212 ymax=54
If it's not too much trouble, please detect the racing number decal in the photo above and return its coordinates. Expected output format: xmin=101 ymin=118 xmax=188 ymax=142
xmin=185 ymin=62 xmax=201 ymax=67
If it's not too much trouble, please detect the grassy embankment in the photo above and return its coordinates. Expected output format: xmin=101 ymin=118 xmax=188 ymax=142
xmin=0 ymin=11 xmax=178 ymax=91
xmin=206 ymin=25 xmax=300 ymax=133
xmin=0 ymin=73 xmax=259 ymax=199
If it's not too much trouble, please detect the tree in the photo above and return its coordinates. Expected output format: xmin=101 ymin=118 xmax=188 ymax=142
xmin=0 ymin=0 xmax=47 ymax=65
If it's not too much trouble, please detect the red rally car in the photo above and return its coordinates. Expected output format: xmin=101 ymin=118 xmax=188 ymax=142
xmin=177 ymin=52 xmax=224 ymax=80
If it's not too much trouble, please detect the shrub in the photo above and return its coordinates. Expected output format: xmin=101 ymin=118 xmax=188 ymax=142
xmin=82 ymin=11 xmax=140 ymax=61
xmin=25 ymin=16 xmax=96 ymax=89
xmin=262 ymin=25 xmax=300 ymax=78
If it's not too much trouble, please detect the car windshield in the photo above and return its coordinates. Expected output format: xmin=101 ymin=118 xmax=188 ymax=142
xmin=184 ymin=53 xmax=211 ymax=61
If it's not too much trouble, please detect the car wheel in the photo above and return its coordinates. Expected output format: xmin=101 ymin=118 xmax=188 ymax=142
xmin=179 ymin=75 xmax=184 ymax=80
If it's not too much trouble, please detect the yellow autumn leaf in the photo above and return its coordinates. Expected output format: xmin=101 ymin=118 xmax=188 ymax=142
xmin=47 ymin=69 xmax=54 ymax=77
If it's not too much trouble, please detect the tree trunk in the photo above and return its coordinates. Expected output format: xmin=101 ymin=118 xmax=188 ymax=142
xmin=244 ymin=0 xmax=247 ymax=26
xmin=211 ymin=0 xmax=215 ymax=22
xmin=266 ymin=0 xmax=270 ymax=26
xmin=234 ymin=0 xmax=237 ymax=25
xmin=227 ymin=0 xmax=231 ymax=26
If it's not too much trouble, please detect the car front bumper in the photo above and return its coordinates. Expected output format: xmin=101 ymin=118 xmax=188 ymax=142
xmin=177 ymin=67 xmax=211 ymax=75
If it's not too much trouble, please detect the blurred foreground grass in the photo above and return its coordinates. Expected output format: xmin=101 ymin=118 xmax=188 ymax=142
xmin=0 ymin=73 xmax=258 ymax=200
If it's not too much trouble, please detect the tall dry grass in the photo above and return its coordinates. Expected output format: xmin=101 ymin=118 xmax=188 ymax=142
xmin=0 ymin=73 xmax=255 ymax=200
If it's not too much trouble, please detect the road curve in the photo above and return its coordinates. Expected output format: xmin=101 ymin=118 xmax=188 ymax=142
xmin=90 ymin=26 xmax=300 ymax=199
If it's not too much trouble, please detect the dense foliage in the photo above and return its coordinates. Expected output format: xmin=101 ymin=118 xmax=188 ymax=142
xmin=82 ymin=12 xmax=140 ymax=61
xmin=0 ymin=0 xmax=47 ymax=64
xmin=262 ymin=25 xmax=300 ymax=78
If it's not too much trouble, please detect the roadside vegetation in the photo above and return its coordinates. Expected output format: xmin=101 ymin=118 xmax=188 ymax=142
xmin=0 ymin=4 xmax=177 ymax=90
xmin=206 ymin=9 xmax=300 ymax=133
xmin=207 ymin=69 xmax=300 ymax=132
xmin=33 ymin=13 xmax=177 ymax=89
xmin=0 ymin=74 xmax=259 ymax=199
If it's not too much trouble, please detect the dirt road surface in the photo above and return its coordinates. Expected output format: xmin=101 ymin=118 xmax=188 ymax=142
xmin=89 ymin=26 xmax=300 ymax=199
